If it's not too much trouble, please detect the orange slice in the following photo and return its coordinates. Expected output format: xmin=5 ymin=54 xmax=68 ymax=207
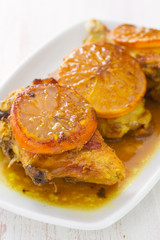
xmin=32 ymin=77 xmax=58 ymax=85
xmin=112 ymin=24 xmax=160 ymax=48
xmin=58 ymin=42 xmax=146 ymax=118
xmin=10 ymin=82 xmax=97 ymax=155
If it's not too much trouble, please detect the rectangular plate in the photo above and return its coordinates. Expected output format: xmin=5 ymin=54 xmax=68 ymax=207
xmin=0 ymin=20 xmax=160 ymax=230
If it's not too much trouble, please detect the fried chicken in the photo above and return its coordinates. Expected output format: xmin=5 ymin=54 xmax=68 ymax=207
xmin=0 ymin=88 xmax=125 ymax=186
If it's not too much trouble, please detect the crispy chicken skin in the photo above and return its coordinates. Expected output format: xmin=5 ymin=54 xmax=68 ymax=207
xmin=14 ymin=130 xmax=126 ymax=185
xmin=0 ymin=88 xmax=126 ymax=185
xmin=84 ymin=19 xmax=160 ymax=102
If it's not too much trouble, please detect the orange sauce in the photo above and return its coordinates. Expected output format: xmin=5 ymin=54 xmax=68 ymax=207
xmin=0 ymin=99 xmax=160 ymax=210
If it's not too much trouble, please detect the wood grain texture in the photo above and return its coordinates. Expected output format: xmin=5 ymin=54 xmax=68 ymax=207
xmin=0 ymin=0 xmax=160 ymax=239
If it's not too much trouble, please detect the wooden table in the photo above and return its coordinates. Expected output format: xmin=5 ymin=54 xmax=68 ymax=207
xmin=0 ymin=0 xmax=160 ymax=239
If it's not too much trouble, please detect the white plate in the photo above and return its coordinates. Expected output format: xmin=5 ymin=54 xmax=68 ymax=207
xmin=0 ymin=20 xmax=160 ymax=230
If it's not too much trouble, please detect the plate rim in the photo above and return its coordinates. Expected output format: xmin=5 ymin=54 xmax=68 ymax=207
xmin=0 ymin=19 xmax=160 ymax=230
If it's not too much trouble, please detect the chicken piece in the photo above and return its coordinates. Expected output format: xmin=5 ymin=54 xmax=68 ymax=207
xmin=0 ymin=88 xmax=24 ymax=160
xmin=15 ymin=130 xmax=125 ymax=185
xmin=84 ymin=19 xmax=112 ymax=43
xmin=0 ymin=89 xmax=126 ymax=185
xmin=0 ymin=88 xmax=24 ymax=112
xmin=0 ymin=119 xmax=126 ymax=185
xmin=84 ymin=19 xmax=160 ymax=102
xmin=98 ymin=100 xmax=152 ymax=139
xmin=129 ymin=48 xmax=160 ymax=102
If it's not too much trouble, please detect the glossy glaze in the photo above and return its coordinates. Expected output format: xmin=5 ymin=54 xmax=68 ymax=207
xmin=10 ymin=83 xmax=97 ymax=155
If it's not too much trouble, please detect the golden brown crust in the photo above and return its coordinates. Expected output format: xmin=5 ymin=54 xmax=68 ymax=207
xmin=98 ymin=100 xmax=152 ymax=139
xmin=20 ymin=130 xmax=126 ymax=185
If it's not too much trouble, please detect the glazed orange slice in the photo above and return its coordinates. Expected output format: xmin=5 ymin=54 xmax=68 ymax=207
xmin=58 ymin=42 xmax=146 ymax=118
xmin=10 ymin=83 xmax=97 ymax=155
xmin=112 ymin=24 xmax=160 ymax=48
xmin=32 ymin=77 xmax=58 ymax=85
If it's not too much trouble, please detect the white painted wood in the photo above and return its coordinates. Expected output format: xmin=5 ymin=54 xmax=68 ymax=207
xmin=0 ymin=0 xmax=160 ymax=239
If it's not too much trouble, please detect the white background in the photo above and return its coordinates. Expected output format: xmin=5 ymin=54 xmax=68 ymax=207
xmin=0 ymin=0 xmax=160 ymax=239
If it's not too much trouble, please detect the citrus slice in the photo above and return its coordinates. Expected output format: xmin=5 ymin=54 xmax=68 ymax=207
xmin=58 ymin=42 xmax=147 ymax=118
xmin=32 ymin=77 xmax=58 ymax=85
xmin=10 ymin=83 xmax=97 ymax=155
xmin=112 ymin=24 xmax=160 ymax=48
